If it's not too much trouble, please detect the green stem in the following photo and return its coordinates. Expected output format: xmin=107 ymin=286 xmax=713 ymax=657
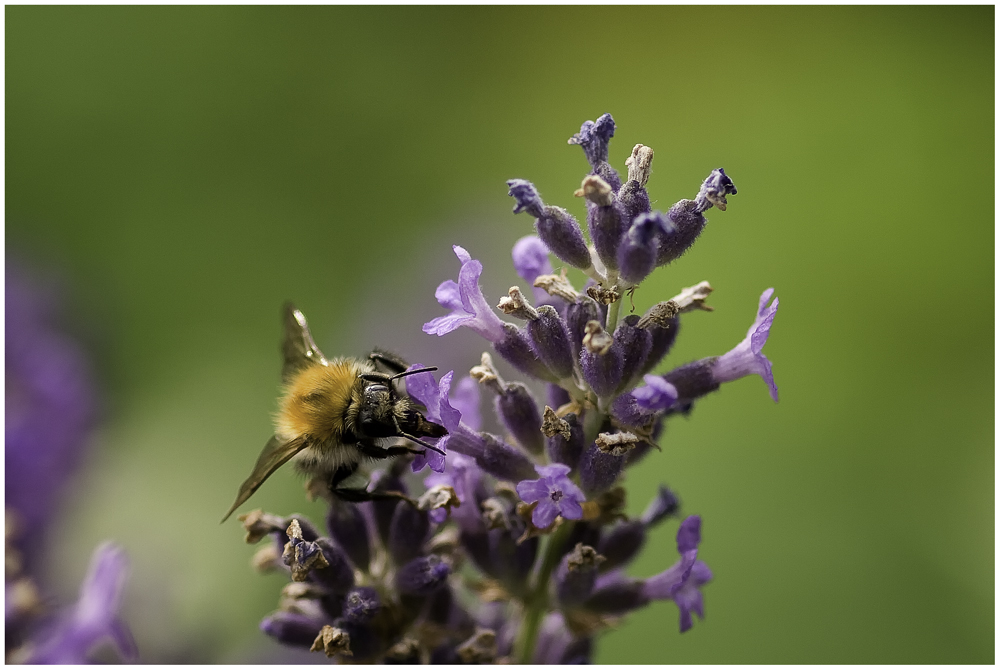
xmin=606 ymin=296 xmax=623 ymax=335
xmin=514 ymin=521 xmax=574 ymax=664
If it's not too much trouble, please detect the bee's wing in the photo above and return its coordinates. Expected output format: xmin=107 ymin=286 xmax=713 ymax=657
xmin=221 ymin=435 xmax=307 ymax=523
xmin=282 ymin=302 xmax=329 ymax=382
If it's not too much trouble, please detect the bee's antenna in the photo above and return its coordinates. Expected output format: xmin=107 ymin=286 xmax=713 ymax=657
xmin=399 ymin=431 xmax=447 ymax=456
xmin=389 ymin=366 xmax=438 ymax=381
xmin=360 ymin=367 xmax=439 ymax=385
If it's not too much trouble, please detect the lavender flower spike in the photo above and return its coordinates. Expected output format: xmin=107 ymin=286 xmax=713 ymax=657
xmin=516 ymin=463 xmax=585 ymax=528
xmin=424 ymin=245 xmax=508 ymax=343
xmin=27 ymin=543 xmax=137 ymax=663
xmin=712 ymin=288 xmax=779 ymax=402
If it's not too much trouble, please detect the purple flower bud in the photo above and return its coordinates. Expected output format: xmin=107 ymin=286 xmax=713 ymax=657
xmin=619 ymin=180 xmax=651 ymax=226
xmin=614 ymin=315 xmax=654 ymax=392
xmin=579 ymin=176 xmax=626 ymax=272
xmin=655 ymin=170 xmax=735 ymax=268
xmin=584 ymin=572 xmax=649 ymax=615
xmin=545 ymin=412 xmax=585 ymax=471
xmin=494 ymin=323 xmax=559 ymax=383
xmin=325 ymin=503 xmax=371 ymax=571
xmin=631 ymin=374 xmax=679 ymax=412
xmin=370 ymin=472 xmax=408 ymax=543
xmin=260 ymin=611 xmax=325 ymax=648
xmin=580 ymin=332 xmax=623 ymax=400
xmin=597 ymin=520 xmax=647 ymax=571
xmin=657 ymin=199 xmax=705 ymax=266
xmin=25 ymin=543 xmax=137 ymax=664
xmin=618 ymin=211 xmax=675 ymax=285
xmin=568 ymin=114 xmax=621 ymax=190
xmin=424 ymin=245 xmax=508 ymax=343
xmin=565 ymin=296 xmax=603 ymax=364
xmin=310 ymin=537 xmax=356 ymax=594
xmin=641 ymin=315 xmax=680 ymax=376
xmin=507 ymin=179 xmax=592 ymax=270
xmin=515 ymin=463 xmax=586 ymax=528
xmin=663 ymin=359 xmax=720 ymax=405
xmin=387 ymin=501 xmax=430 ymax=565
xmin=526 ymin=305 xmax=575 ymax=379
xmin=473 ymin=432 xmax=538 ymax=483
xmin=396 ymin=555 xmax=451 ymax=596
xmin=507 ymin=178 xmax=545 ymax=217
xmin=547 ymin=383 xmax=571 ymax=410
xmin=712 ymin=288 xmax=779 ymax=402
xmin=578 ymin=442 xmax=629 ymax=496
xmin=533 ymin=613 xmax=593 ymax=664
xmin=640 ymin=484 xmax=681 ymax=527
xmin=609 ymin=393 xmax=656 ymax=429
xmin=343 ymin=587 xmax=380 ymax=623
xmin=555 ymin=543 xmax=605 ymax=607
xmin=495 ymin=382 xmax=544 ymax=455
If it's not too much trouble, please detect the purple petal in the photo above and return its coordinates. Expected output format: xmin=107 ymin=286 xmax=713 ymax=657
xmin=535 ymin=463 xmax=572 ymax=479
xmin=434 ymin=280 xmax=465 ymax=311
xmin=404 ymin=366 xmax=441 ymax=420
xmin=423 ymin=312 xmax=474 ymax=336
xmin=449 ymin=376 xmax=480 ymax=431
xmin=676 ymin=515 xmax=701 ymax=554
xmin=632 ymin=375 xmax=679 ymax=412
xmin=558 ymin=496 xmax=584 ymax=521
xmin=531 ymin=500 xmax=561 ymax=528
xmin=411 ymin=436 xmax=447 ymax=474
xmin=515 ymin=479 xmax=550 ymax=504
xmin=689 ymin=560 xmax=713 ymax=586
xmin=453 ymin=245 xmax=472 ymax=264
xmin=437 ymin=371 xmax=462 ymax=432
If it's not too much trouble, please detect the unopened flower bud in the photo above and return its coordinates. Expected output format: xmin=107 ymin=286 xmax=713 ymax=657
xmin=388 ymin=500 xmax=430 ymax=565
xmin=496 ymin=383 xmax=545 ymax=454
xmin=508 ymin=179 xmax=593 ymax=270
xmin=527 ymin=305 xmax=575 ymax=379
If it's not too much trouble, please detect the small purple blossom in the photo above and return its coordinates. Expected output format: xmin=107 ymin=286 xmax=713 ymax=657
xmin=515 ymin=463 xmax=585 ymax=528
xmin=642 ymin=516 xmax=712 ymax=633
xmin=632 ymin=374 xmax=679 ymax=412
xmin=405 ymin=368 xmax=460 ymax=473
xmin=424 ymin=246 xmax=507 ymax=343
xmin=713 ymin=288 xmax=779 ymax=402
xmin=26 ymin=543 xmax=137 ymax=663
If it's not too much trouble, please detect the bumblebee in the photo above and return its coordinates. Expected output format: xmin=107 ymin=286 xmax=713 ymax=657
xmin=222 ymin=303 xmax=447 ymax=522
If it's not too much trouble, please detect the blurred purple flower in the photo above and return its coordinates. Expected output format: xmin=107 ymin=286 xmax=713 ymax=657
xmin=26 ymin=543 xmax=137 ymax=663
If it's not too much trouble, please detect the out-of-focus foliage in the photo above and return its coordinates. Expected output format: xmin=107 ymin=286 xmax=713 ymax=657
xmin=6 ymin=6 xmax=992 ymax=664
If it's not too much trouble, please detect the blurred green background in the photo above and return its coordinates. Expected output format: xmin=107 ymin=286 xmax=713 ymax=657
xmin=6 ymin=6 xmax=993 ymax=664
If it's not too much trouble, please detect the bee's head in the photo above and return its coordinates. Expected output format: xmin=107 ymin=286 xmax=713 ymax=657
xmin=356 ymin=367 xmax=448 ymax=444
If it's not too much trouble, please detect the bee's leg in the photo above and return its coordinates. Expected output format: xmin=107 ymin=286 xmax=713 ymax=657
xmin=355 ymin=441 xmax=423 ymax=459
xmin=368 ymin=349 xmax=409 ymax=375
xmin=329 ymin=445 xmax=419 ymax=506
